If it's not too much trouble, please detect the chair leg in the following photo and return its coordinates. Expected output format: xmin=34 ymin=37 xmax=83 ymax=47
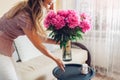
xmin=13 ymin=42 xmax=22 ymax=62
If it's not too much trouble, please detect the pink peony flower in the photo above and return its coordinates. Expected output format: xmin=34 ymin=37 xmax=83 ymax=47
xmin=66 ymin=10 xmax=80 ymax=28
xmin=44 ymin=10 xmax=56 ymax=28
xmin=80 ymin=13 xmax=91 ymax=21
xmin=52 ymin=15 xmax=66 ymax=30
xmin=79 ymin=20 xmax=91 ymax=33
xmin=57 ymin=10 xmax=68 ymax=18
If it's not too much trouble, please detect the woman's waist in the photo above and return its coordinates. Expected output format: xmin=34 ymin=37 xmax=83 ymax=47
xmin=0 ymin=36 xmax=15 ymax=57
xmin=0 ymin=46 xmax=15 ymax=57
xmin=0 ymin=31 xmax=14 ymax=40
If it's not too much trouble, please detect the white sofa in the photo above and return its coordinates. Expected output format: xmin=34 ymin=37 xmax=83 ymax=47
xmin=13 ymin=36 xmax=90 ymax=80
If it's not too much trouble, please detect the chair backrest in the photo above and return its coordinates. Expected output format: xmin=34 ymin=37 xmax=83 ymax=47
xmin=71 ymin=42 xmax=91 ymax=66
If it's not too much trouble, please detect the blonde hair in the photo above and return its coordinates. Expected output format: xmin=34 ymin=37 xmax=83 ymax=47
xmin=6 ymin=0 xmax=47 ymax=38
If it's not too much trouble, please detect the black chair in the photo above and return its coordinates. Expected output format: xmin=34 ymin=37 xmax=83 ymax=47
xmin=71 ymin=42 xmax=91 ymax=66
xmin=14 ymin=42 xmax=22 ymax=62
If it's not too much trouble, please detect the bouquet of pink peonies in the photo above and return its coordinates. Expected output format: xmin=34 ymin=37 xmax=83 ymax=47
xmin=44 ymin=10 xmax=91 ymax=48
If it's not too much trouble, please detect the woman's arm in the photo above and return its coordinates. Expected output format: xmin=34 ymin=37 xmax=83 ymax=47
xmin=22 ymin=28 xmax=64 ymax=71
xmin=43 ymin=38 xmax=60 ymax=45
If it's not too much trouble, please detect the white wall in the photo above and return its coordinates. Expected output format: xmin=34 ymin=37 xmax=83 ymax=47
xmin=0 ymin=0 xmax=22 ymax=17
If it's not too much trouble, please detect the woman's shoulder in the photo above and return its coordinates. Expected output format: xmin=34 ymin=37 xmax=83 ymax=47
xmin=16 ymin=10 xmax=33 ymax=30
xmin=15 ymin=10 xmax=33 ymax=24
xmin=16 ymin=10 xmax=31 ymax=19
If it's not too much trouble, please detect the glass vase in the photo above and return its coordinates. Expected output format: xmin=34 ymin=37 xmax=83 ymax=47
xmin=62 ymin=40 xmax=72 ymax=61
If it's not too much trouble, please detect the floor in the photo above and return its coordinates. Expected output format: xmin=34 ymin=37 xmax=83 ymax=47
xmin=92 ymin=74 xmax=113 ymax=80
xmin=92 ymin=73 xmax=120 ymax=80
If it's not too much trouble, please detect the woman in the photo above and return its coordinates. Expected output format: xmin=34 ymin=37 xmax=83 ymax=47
xmin=0 ymin=0 xmax=65 ymax=80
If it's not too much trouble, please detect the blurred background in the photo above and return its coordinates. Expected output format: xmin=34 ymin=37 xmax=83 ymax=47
xmin=0 ymin=0 xmax=120 ymax=79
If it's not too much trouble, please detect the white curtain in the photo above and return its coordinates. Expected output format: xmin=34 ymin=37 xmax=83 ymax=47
xmin=60 ymin=0 xmax=120 ymax=79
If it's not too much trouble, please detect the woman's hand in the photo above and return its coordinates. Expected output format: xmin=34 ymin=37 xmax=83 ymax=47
xmin=55 ymin=58 xmax=65 ymax=72
xmin=43 ymin=38 xmax=60 ymax=45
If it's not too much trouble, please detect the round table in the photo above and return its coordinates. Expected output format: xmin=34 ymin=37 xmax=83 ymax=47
xmin=53 ymin=64 xmax=95 ymax=80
